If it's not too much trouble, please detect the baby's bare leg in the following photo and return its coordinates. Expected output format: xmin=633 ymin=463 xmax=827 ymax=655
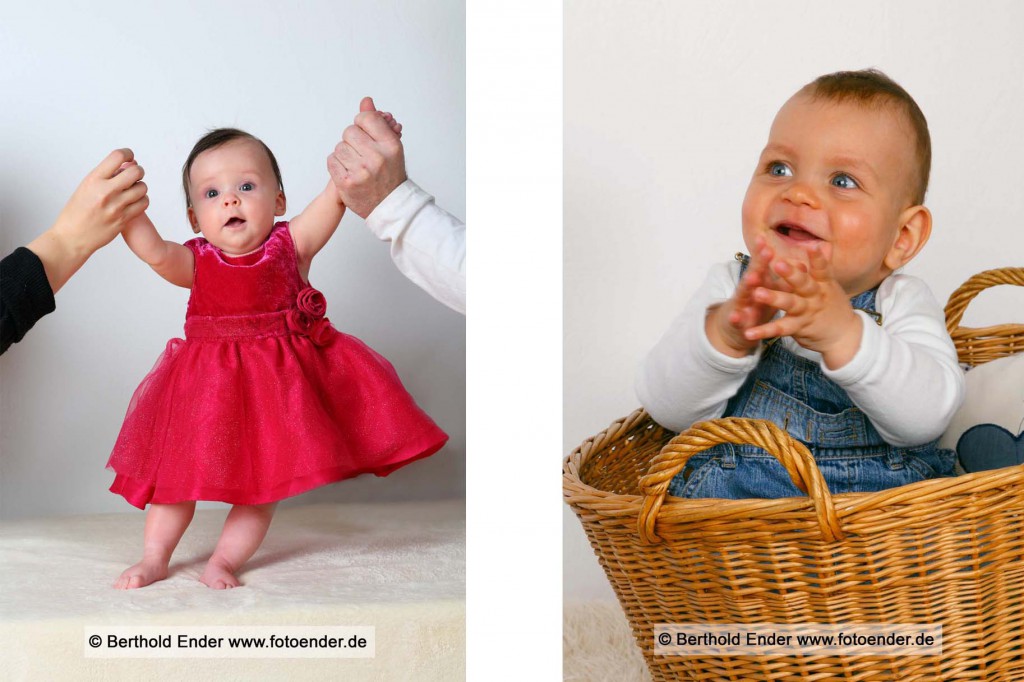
xmin=199 ymin=502 xmax=277 ymax=589
xmin=114 ymin=501 xmax=196 ymax=590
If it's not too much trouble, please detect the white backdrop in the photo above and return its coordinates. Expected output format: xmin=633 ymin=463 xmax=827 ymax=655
xmin=0 ymin=0 xmax=465 ymax=520
xmin=565 ymin=1 xmax=1024 ymax=601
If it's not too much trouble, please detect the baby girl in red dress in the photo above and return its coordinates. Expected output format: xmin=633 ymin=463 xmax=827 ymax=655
xmin=108 ymin=122 xmax=447 ymax=589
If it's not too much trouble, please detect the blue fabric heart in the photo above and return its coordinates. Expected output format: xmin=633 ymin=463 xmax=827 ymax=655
xmin=957 ymin=424 xmax=1024 ymax=473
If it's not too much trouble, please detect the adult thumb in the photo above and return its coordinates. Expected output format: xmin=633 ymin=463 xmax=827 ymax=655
xmin=359 ymin=96 xmax=377 ymax=113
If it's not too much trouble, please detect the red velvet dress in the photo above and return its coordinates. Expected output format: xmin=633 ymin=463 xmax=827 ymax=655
xmin=107 ymin=223 xmax=448 ymax=509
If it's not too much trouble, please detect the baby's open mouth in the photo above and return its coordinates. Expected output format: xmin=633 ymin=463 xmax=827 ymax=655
xmin=224 ymin=217 xmax=245 ymax=228
xmin=773 ymin=223 xmax=820 ymax=242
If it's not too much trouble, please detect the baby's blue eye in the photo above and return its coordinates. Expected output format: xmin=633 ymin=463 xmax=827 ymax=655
xmin=767 ymin=162 xmax=792 ymax=177
xmin=240 ymin=182 xmax=254 ymax=192
xmin=205 ymin=189 xmax=218 ymax=199
xmin=831 ymin=173 xmax=859 ymax=189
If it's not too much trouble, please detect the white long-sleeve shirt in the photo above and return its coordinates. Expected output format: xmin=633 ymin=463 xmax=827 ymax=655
xmin=365 ymin=179 xmax=466 ymax=315
xmin=635 ymin=260 xmax=965 ymax=446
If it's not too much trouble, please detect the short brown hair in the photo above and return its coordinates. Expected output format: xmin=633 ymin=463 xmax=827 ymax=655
xmin=182 ymin=128 xmax=284 ymax=209
xmin=801 ymin=69 xmax=930 ymax=205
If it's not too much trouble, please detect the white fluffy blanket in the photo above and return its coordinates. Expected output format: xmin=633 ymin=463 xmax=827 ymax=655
xmin=0 ymin=500 xmax=465 ymax=681
xmin=563 ymin=600 xmax=650 ymax=682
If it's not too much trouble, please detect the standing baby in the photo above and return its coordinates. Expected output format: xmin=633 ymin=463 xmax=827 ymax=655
xmin=637 ymin=69 xmax=965 ymax=499
xmin=109 ymin=123 xmax=447 ymax=589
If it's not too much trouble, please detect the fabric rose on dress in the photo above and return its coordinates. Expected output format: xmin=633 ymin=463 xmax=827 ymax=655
xmin=307 ymin=318 xmax=332 ymax=346
xmin=286 ymin=308 xmax=313 ymax=334
xmin=287 ymin=287 xmax=332 ymax=346
xmin=296 ymin=287 xmax=327 ymax=318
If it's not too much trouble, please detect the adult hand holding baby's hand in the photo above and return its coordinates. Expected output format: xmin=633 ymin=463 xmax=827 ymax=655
xmin=53 ymin=148 xmax=149 ymax=254
xmin=744 ymin=244 xmax=862 ymax=370
xmin=327 ymin=96 xmax=407 ymax=219
xmin=25 ymin=148 xmax=149 ymax=294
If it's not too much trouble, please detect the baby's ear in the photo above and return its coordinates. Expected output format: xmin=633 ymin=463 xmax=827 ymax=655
xmin=884 ymin=205 xmax=932 ymax=271
xmin=275 ymin=191 xmax=286 ymax=217
xmin=187 ymin=207 xmax=201 ymax=234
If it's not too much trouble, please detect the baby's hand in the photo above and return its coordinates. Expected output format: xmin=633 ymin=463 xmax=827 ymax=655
xmin=379 ymin=111 xmax=403 ymax=138
xmin=744 ymin=244 xmax=862 ymax=369
xmin=706 ymin=236 xmax=786 ymax=357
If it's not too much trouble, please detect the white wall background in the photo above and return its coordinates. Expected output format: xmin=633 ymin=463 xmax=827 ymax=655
xmin=565 ymin=1 xmax=1024 ymax=601
xmin=0 ymin=0 xmax=465 ymax=520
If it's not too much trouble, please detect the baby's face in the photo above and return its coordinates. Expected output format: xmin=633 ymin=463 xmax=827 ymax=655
xmin=188 ymin=139 xmax=285 ymax=255
xmin=741 ymin=93 xmax=919 ymax=296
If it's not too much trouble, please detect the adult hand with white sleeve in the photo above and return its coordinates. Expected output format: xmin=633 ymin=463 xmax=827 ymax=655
xmin=328 ymin=97 xmax=407 ymax=219
xmin=327 ymin=97 xmax=466 ymax=315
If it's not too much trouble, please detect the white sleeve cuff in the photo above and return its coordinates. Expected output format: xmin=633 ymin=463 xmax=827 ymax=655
xmin=364 ymin=179 xmax=429 ymax=240
xmin=694 ymin=306 xmax=763 ymax=374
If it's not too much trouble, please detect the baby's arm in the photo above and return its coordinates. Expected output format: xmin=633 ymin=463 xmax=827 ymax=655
xmin=745 ymin=246 xmax=963 ymax=445
xmin=287 ymin=180 xmax=346 ymax=273
xmin=290 ymin=112 xmax=405 ymax=270
xmin=636 ymin=261 xmax=762 ymax=432
xmin=122 ymin=212 xmax=194 ymax=288
xmin=821 ymin=277 xmax=965 ymax=446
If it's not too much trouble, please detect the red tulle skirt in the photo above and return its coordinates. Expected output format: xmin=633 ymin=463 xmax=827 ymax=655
xmin=107 ymin=329 xmax=448 ymax=509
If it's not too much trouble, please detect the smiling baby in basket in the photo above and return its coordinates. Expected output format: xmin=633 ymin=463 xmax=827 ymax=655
xmin=636 ymin=69 xmax=966 ymax=499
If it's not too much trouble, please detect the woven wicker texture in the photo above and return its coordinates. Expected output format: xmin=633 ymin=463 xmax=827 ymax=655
xmin=564 ymin=267 xmax=1024 ymax=680
xmin=945 ymin=267 xmax=1024 ymax=365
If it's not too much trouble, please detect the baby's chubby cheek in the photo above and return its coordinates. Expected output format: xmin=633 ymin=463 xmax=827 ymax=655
xmin=739 ymin=196 xmax=759 ymax=252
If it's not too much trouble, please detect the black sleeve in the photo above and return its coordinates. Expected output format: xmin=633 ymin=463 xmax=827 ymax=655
xmin=1 ymin=247 xmax=56 ymax=355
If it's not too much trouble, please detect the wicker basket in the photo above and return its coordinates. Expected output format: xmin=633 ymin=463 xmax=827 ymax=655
xmin=563 ymin=267 xmax=1024 ymax=681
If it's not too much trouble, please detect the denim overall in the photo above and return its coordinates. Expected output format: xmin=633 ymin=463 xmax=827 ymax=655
xmin=668 ymin=255 xmax=956 ymax=499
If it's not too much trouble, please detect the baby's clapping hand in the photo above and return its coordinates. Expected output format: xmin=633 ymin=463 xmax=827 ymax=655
xmin=744 ymin=244 xmax=862 ymax=369
xmin=706 ymin=236 xmax=786 ymax=357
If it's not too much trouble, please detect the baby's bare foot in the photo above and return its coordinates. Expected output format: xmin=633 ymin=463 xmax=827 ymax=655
xmin=114 ymin=559 xmax=168 ymax=590
xmin=199 ymin=559 xmax=241 ymax=589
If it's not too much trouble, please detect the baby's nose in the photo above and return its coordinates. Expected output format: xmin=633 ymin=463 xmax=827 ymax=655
xmin=222 ymin=193 xmax=240 ymax=207
xmin=782 ymin=182 xmax=819 ymax=208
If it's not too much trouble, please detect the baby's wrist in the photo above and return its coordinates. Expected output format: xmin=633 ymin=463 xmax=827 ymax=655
xmin=706 ymin=304 xmax=756 ymax=358
xmin=820 ymin=311 xmax=862 ymax=370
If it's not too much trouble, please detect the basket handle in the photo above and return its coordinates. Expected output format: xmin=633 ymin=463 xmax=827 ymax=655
xmin=637 ymin=418 xmax=845 ymax=544
xmin=944 ymin=267 xmax=1024 ymax=334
